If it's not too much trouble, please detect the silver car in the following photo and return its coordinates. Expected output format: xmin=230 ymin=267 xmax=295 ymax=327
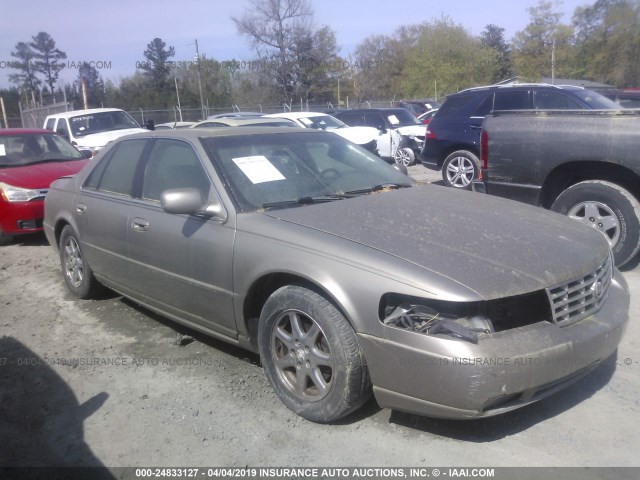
xmin=44 ymin=128 xmax=629 ymax=422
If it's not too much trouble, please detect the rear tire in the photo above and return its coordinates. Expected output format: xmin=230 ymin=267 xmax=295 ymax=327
xmin=259 ymin=285 xmax=371 ymax=423
xmin=442 ymin=150 xmax=479 ymax=189
xmin=551 ymin=180 xmax=640 ymax=267
xmin=59 ymin=225 xmax=102 ymax=299
xmin=0 ymin=230 xmax=13 ymax=246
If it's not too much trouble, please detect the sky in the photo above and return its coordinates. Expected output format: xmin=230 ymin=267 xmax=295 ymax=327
xmin=0 ymin=0 xmax=589 ymax=90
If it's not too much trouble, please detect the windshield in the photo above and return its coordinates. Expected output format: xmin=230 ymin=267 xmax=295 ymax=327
xmin=387 ymin=110 xmax=420 ymax=127
xmin=201 ymin=131 xmax=412 ymax=212
xmin=70 ymin=111 xmax=141 ymax=137
xmin=0 ymin=133 xmax=84 ymax=167
xmin=569 ymin=89 xmax=622 ymax=109
xmin=297 ymin=115 xmax=347 ymax=130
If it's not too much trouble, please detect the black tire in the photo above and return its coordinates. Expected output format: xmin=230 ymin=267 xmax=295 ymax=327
xmin=551 ymin=180 xmax=640 ymax=268
xmin=442 ymin=150 xmax=480 ymax=189
xmin=258 ymin=285 xmax=371 ymax=423
xmin=0 ymin=230 xmax=13 ymax=246
xmin=59 ymin=225 xmax=102 ymax=299
xmin=393 ymin=140 xmax=415 ymax=167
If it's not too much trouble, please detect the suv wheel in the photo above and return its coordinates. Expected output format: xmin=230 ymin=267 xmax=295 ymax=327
xmin=442 ymin=150 xmax=479 ymax=189
xmin=551 ymin=180 xmax=640 ymax=267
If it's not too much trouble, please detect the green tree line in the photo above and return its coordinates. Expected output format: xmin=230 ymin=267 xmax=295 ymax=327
xmin=2 ymin=0 xmax=639 ymax=122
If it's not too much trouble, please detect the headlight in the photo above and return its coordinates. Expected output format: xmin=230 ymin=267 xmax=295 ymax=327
xmin=0 ymin=182 xmax=42 ymax=203
xmin=382 ymin=302 xmax=493 ymax=344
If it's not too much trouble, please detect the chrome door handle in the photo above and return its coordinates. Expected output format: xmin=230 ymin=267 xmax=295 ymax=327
xmin=76 ymin=203 xmax=87 ymax=214
xmin=131 ymin=218 xmax=149 ymax=232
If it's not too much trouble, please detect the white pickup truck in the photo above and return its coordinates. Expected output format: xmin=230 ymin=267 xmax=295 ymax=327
xmin=43 ymin=108 xmax=150 ymax=155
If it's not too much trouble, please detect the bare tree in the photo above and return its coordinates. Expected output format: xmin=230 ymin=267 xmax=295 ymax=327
xmin=232 ymin=0 xmax=315 ymax=101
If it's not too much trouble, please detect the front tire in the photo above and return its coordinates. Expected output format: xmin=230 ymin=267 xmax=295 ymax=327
xmin=393 ymin=141 xmax=415 ymax=167
xmin=551 ymin=180 xmax=640 ymax=267
xmin=59 ymin=225 xmax=102 ymax=299
xmin=442 ymin=150 xmax=479 ymax=189
xmin=258 ymin=285 xmax=371 ymax=423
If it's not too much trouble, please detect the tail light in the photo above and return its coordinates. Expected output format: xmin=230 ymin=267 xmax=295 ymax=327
xmin=422 ymin=118 xmax=431 ymax=125
xmin=426 ymin=129 xmax=437 ymax=140
xmin=480 ymin=130 xmax=488 ymax=169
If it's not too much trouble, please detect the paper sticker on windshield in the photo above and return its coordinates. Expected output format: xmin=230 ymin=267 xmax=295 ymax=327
xmin=300 ymin=118 xmax=313 ymax=126
xmin=232 ymin=155 xmax=285 ymax=184
xmin=0 ymin=145 xmax=6 ymax=156
xmin=388 ymin=115 xmax=400 ymax=125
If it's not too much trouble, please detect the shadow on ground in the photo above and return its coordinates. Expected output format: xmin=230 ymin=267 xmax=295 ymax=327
xmin=0 ymin=337 xmax=115 ymax=479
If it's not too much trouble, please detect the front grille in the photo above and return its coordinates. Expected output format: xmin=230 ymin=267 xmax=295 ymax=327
xmin=546 ymin=254 xmax=613 ymax=326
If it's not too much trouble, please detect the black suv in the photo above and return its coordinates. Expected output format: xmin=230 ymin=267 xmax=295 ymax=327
xmin=421 ymin=83 xmax=621 ymax=188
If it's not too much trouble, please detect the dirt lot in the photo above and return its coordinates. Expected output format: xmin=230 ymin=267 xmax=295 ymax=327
xmin=1 ymin=167 xmax=639 ymax=471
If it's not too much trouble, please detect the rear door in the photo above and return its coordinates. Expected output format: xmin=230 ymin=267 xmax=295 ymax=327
xmin=77 ymin=138 xmax=149 ymax=288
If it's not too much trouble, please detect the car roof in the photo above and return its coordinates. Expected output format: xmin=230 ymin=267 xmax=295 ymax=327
xmin=45 ymin=108 xmax=126 ymax=119
xmin=114 ymin=127 xmax=324 ymax=142
xmin=192 ymin=117 xmax=297 ymax=127
xmin=0 ymin=128 xmax=56 ymax=136
xmin=206 ymin=112 xmax=264 ymax=119
xmin=456 ymin=82 xmax=583 ymax=95
xmin=264 ymin=112 xmax=328 ymax=119
xmin=335 ymin=108 xmax=409 ymax=114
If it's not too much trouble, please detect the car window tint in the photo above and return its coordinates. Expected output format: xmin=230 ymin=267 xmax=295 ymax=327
xmin=474 ymin=94 xmax=494 ymax=117
xmin=436 ymin=94 xmax=475 ymax=119
xmin=533 ymin=91 xmax=582 ymax=109
xmin=142 ymin=139 xmax=210 ymax=201
xmin=363 ymin=114 xmax=385 ymax=130
xmin=95 ymin=140 xmax=147 ymax=196
xmin=56 ymin=119 xmax=70 ymax=138
xmin=337 ymin=113 xmax=364 ymax=126
xmin=494 ymin=91 xmax=528 ymax=110
xmin=45 ymin=118 xmax=55 ymax=131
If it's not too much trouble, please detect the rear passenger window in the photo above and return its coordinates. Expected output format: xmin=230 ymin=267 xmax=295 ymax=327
xmin=45 ymin=118 xmax=55 ymax=131
xmin=92 ymin=140 xmax=147 ymax=196
xmin=338 ymin=113 xmax=364 ymax=126
xmin=436 ymin=94 xmax=476 ymax=119
xmin=533 ymin=91 xmax=582 ymax=109
xmin=494 ymin=91 xmax=528 ymax=110
xmin=363 ymin=114 xmax=385 ymax=130
xmin=474 ymin=94 xmax=494 ymax=117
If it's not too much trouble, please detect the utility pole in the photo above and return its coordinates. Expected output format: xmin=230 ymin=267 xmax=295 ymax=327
xmin=551 ymin=37 xmax=556 ymax=84
xmin=194 ymin=39 xmax=206 ymax=120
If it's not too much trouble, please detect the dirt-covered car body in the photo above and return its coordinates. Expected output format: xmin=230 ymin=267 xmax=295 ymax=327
xmin=43 ymin=128 xmax=629 ymax=421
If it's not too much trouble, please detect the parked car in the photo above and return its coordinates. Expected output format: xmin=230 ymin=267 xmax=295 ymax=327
xmin=395 ymin=100 xmax=441 ymax=117
xmin=474 ymin=109 xmax=640 ymax=267
xmin=206 ymin=112 xmax=264 ymax=120
xmin=43 ymin=108 xmax=150 ymax=155
xmin=0 ymin=129 xmax=89 ymax=244
xmin=263 ymin=112 xmax=379 ymax=153
xmin=597 ymin=89 xmax=640 ymax=109
xmin=154 ymin=121 xmax=197 ymax=130
xmin=417 ymin=109 xmax=438 ymax=125
xmin=421 ymin=83 xmax=622 ymax=188
xmin=332 ymin=108 xmax=426 ymax=166
xmin=44 ymin=128 xmax=628 ymax=422
xmin=191 ymin=118 xmax=299 ymax=128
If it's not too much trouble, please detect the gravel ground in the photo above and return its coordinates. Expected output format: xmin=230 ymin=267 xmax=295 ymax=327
xmin=1 ymin=164 xmax=639 ymax=472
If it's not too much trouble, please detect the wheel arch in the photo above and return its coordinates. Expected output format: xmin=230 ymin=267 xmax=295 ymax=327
xmin=540 ymin=161 xmax=640 ymax=209
xmin=241 ymin=272 xmax=354 ymax=352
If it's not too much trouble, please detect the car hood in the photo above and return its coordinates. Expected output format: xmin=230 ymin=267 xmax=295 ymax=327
xmin=330 ymin=126 xmax=379 ymax=145
xmin=263 ymin=185 xmax=609 ymax=300
xmin=75 ymin=128 xmax=148 ymax=148
xmin=0 ymin=160 xmax=88 ymax=189
xmin=396 ymin=125 xmax=427 ymax=137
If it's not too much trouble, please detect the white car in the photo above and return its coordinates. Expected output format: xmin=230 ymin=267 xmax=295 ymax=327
xmin=43 ymin=108 xmax=149 ymax=155
xmin=263 ymin=112 xmax=379 ymax=154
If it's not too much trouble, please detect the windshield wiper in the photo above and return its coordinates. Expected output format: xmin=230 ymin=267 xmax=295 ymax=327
xmin=344 ymin=183 xmax=411 ymax=196
xmin=262 ymin=194 xmax=351 ymax=209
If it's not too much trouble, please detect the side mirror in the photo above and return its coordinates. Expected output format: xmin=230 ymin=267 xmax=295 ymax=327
xmin=378 ymin=126 xmax=387 ymax=134
xmin=79 ymin=149 xmax=93 ymax=159
xmin=161 ymin=188 xmax=226 ymax=221
xmin=392 ymin=163 xmax=408 ymax=175
xmin=144 ymin=119 xmax=155 ymax=131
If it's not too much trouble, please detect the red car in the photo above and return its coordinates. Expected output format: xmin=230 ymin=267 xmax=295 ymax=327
xmin=0 ymin=129 xmax=89 ymax=244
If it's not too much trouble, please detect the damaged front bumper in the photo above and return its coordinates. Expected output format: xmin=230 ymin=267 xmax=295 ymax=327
xmin=358 ymin=269 xmax=629 ymax=419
